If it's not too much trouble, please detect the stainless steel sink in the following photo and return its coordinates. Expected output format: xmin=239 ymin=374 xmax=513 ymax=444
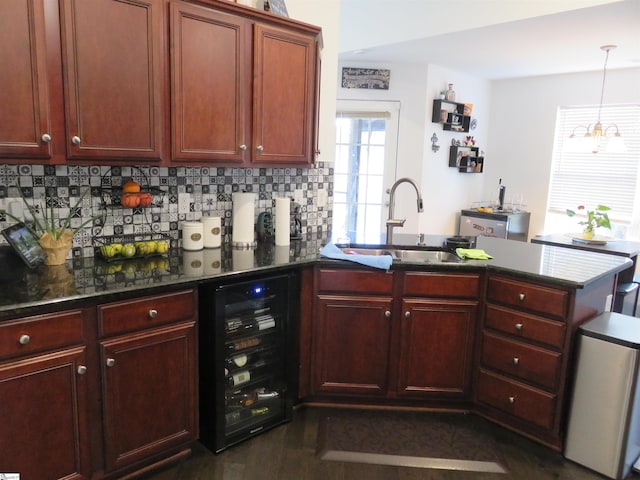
xmin=339 ymin=247 xmax=461 ymax=263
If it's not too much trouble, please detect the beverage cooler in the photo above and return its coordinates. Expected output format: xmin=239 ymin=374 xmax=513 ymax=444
xmin=199 ymin=271 xmax=299 ymax=452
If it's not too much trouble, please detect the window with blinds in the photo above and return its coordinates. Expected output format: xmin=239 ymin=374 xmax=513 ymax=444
xmin=547 ymin=104 xmax=640 ymax=225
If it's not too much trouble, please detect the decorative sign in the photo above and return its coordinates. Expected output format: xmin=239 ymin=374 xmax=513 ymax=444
xmin=266 ymin=0 xmax=288 ymax=17
xmin=341 ymin=67 xmax=390 ymax=90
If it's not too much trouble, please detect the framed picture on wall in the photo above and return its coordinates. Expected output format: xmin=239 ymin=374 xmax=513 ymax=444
xmin=266 ymin=0 xmax=288 ymax=16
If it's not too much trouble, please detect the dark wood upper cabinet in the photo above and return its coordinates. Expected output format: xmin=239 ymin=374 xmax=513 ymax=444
xmin=171 ymin=1 xmax=320 ymax=166
xmin=0 ymin=0 xmax=64 ymax=161
xmin=252 ymin=23 xmax=316 ymax=165
xmin=60 ymin=0 xmax=165 ymax=162
xmin=170 ymin=1 xmax=250 ymax=164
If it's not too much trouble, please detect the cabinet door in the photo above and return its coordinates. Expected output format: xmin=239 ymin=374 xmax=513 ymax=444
xmin=0 ymin=0 xmax=60 ymax=160
xmin=252 ymin=23 xmax=316 ymax=165
xmin=60 ymin=0 xmax=164 ymax=161
xmin=313 ymin=295 xmax=392 ymax=396
xmin=396 ymin=299 xmax=477 ymax=398
xmin=100 ymin=321 xmax=197 ymax=473
xmin=170 ymin=2 xmax=251 ymax=164
xmin=0 ymin=347 xmax=90 ymax=480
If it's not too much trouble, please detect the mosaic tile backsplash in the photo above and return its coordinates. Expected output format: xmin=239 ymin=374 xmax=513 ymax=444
xmin=0 ymin=164 xmax=333 ymax=259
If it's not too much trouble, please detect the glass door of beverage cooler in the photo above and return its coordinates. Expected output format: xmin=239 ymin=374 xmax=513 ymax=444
xmin=199 ymin=272 xmax=297 ymax=453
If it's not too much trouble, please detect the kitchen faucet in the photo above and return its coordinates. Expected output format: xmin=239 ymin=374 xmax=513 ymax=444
xmin=386 ymin=177 xmax=424 ymax=245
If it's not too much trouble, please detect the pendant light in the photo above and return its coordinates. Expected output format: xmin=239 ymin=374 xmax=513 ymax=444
xmin=567 ymin=45 xmax=626 ymax=154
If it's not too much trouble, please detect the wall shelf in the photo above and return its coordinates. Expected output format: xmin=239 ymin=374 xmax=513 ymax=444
xmin=449 ymin=145 xmax=483 ymax=173
xmin=432 ymin=99 xmax=470 ymax=132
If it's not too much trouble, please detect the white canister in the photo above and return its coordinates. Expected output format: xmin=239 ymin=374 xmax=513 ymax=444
xmin=182 ymin=221 xmax=204 ymax=251
xmin=182 ymin=250 xmax=204 ymax=276
xmin=201 ymin=216 xmax=222 ymax=248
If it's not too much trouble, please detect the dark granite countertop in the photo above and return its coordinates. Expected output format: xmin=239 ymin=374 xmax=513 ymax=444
xmin=0 ymin=234 xmax=631 ymax=321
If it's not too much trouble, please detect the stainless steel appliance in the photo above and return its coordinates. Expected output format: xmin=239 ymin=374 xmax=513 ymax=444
xmin=565 ymin=312 xmax=640 ymax=479
xmin=459 ymin=209 xmax=530 ymax=241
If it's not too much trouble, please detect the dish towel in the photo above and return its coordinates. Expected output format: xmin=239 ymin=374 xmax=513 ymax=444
xmin=319 ymin=243 xmax=393 ymax=270
xmin=456 ymin=248 xmax=493 ymax=260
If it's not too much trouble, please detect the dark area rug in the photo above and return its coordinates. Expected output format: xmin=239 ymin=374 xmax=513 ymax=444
xmin=317 ymin=409 xmax=507 ymax=474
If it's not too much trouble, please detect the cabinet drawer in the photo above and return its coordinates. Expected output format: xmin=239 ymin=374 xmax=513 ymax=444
xmin=477 ymin=369 xmax=556 ymax=430
xmin=0 ymin=310 xmax=84 ymax=360
xmin=485 ymin=304 xmax=566 ymax=349
xmin=98 ymin=290 xmax=196 ymax=337
xmin=403 ymin=272 xmax=480 ymax=298
xmin=481 ymin=332 xmax=561 ymax=390
xmin=317 ymin=269 xmax=393 ymax=295
xmin=487 ymin=276 xmax=569 ymax=319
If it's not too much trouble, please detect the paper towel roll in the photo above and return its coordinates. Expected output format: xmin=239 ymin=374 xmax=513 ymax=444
xmin=182 ymin=221 xmax=204 ymax=250
xmin=232 ymin=193 xmax=256 ymax=246
xmin=275 ymin=197 xmax=290 ymax=246
xmin=201 ymin=216 xmax=221 ymax=248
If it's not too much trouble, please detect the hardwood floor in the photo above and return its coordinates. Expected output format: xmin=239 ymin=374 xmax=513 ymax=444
xmin=144 ymin=406 xmax=637 ymax=480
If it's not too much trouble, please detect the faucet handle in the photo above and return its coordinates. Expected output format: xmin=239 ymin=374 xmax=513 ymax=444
xmin=386 ymin=219 xmax=405 ymax=227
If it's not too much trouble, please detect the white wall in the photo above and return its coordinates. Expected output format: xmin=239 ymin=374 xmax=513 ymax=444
xmin=336 ymin=60 xmax=492 ymax=236
xmin=488 ymin=67 xmax=640 ymax=237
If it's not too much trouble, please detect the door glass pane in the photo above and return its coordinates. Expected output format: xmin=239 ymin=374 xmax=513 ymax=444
xmin=333 ymin=115 xmax=388 ymax=243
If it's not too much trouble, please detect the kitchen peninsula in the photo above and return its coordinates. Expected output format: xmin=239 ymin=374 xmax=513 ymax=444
xmin=0 ymin=236 xmax=631 ymax=479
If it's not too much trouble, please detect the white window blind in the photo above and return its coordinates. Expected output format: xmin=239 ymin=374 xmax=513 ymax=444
xmin=548 ymin=104 xmax=640 ymax=223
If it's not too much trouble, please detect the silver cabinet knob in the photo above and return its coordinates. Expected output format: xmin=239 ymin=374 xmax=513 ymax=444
xmin=508 ymin=396 xmax=515 ymax=404
xmin=71 ymin=135 xmax=81 ymax=145
xmin=404 ymin=311 xmax=411 ymax=318
xmin=239 ymin=144 xmax=247 ymax=151
xmin=512 ymin=357 xmax=520 ymax=366
xmin=384 ymin=310 xmax=391 ymax=317
xmin=518 ymin=293 xmax=526 ymax=301
xmin=106 ymin=358 xmax=116 ymax=367
xmin=19 ymin=334 xmax=30 ymax=345
xmin=515 ymin=323 xmax=523 ymax=331
xmin=41 ymin=133 xmax=52 ymax=143
xmin=77 ymin=365 xmax=87 ymax=375
xmin=148 ymin=309 xmax=158 ymax=318
xmin=256 ymin=145 xmax=264 ymax=152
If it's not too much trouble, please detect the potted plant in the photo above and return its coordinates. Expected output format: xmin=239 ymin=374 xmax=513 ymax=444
xmin=566 ymin=204 xmax=611 ymax=240
xmin=1 ymin=186 xmax=103 ymax=265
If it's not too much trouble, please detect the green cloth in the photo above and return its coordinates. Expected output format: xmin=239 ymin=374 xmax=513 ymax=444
xmin=456 ymin=248 xmax=493 ymax=260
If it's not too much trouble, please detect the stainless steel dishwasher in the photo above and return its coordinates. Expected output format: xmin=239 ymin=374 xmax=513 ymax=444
xmin=564 ymin=312 xmax=640 ymax=479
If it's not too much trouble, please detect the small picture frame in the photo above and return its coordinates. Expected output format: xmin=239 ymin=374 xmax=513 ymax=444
xmin=2 ymin=223 xmax=47 ymax=269
xmin=266 ymin=0 xmax=288 ymax=16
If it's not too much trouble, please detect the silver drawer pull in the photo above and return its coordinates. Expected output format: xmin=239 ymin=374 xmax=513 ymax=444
xmin=106 ymin=358 xmax=116 ymax=367
xmin=518 ymin=293 xmax=526 ymax=301
xmin=515 ymin=323 xmax=523 ymax=331
xmin=404 ymin=311 xmax=411 ymax=318
xmin=77 ymin=365 xmax=87 ymax=375
xmin=41 ymin=133 xmax=52 ymax=143
xmin=19 ymin=334 xmax=30 ymax=345
xmin=384 ymin=310 xmax=391 ymax=318
xmin=512 ymin=357 xmax=520 ymax=366
xmin=71 ymin=135 xmax=81 ymax=145
xmin=148 ymin=309 xmax=158 ymax=318
xmin=508 ymin=396 xmax=515 ymax=404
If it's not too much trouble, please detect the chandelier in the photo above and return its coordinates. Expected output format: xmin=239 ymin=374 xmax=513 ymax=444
xmin=567 ymin=45 xmax=626 ymax=154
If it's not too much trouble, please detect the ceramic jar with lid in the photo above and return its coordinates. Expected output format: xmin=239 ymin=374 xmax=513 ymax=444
xmin=445 ymin=83 xmax=456 ymax=101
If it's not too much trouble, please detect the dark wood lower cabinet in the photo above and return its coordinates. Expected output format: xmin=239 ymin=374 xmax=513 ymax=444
xmin=0 ymin=347 xmax=91 ymax=480
xmin=100 ymin=321 xmax=197 ymax=473
xmin=310 ymin=268 xmax=480 ymax=404
xmin=397 ymin=299 xmax=477 ymax=398
xmin=313 ymin=295 xmax=392 ymax=396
